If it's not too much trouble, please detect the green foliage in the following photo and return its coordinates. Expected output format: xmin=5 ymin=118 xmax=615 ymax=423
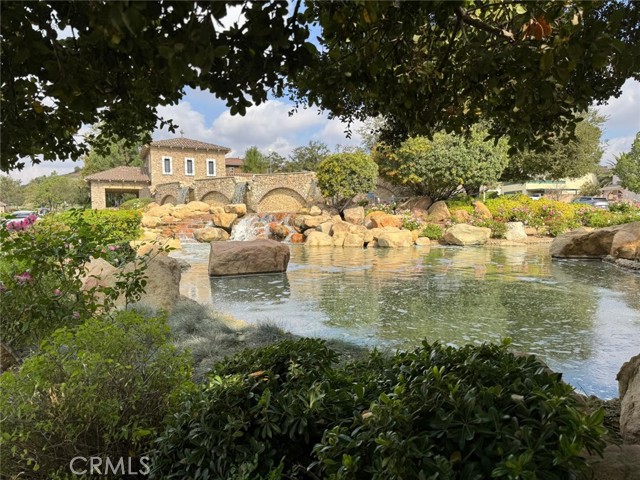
xmin=53 ymin=209 xmax=141 ymax=244
xmin=82 ymin=130 xmax=144 ymax=176
xmin=0 ymin=210 xmax=144 ymax=350
xmin=375 ymin=127 xmax=509 ymax=200
xmin=502 ymin=110 xmax=606 ymax=181
xmin=614 ymin=132 xmax=640 ymax=193
xmin=118 ymin=197 xmax=155 ymax=210
xmin=581 ymin=209 xmax=640 ymax=228
xmin=401 ymin=214 xmax=423 ymax=231
xmin=4 ymin=2 xmax=638 ymax=171
xmin=243 ymin=146 xmax=269 ymax=173
xmin=317 ymin=152 xmax=378 ymax=212
xmin=579 ymin=179 xmax=603 ymax=196
xmin=0 ymin=175 xmax=24 ymax=206
xmin=25 ymin=172 xmax=89 ymax=209
xmin=279 ymin=141 xmax=330 ymax=172
xmin=419 ymin=223 xmax=444 ymax=240
xmin=0 ymin=311 xmax=193 ymax=479
xmin=608 ymin=200 xmax=640 ymax=214
xmin=153 ymin=340 xmax=606 ymax=480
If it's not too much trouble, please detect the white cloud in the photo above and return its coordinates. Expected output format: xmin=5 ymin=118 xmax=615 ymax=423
xmin=602 ymin=135 xmax=635 ymax=165
xmin=10 ymin=160 xmax=81 ymax=184
xmin=598 ymin=79 xmax=640 ymax=133
xmin=154 ymin=99 xmax=363 ymax=158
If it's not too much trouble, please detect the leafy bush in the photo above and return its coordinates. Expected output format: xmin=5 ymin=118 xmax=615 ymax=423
xmin=445 ymin=195 xmax=474 ymax=209
xmin=0 ymin=311 xmax=193 ymax=479
xmin=0 ymin=210 xmax=148 ymax=351
xmin=608 ymin=200 xmax=640 ymax=214
xmin=317 ymin=152 xmax=379 ymax=212
xmin=419 ymin=223 xmax=444 ymax=240
xmin=153 ymin=340 xmax=606 ymax=480
xmin=401 ymin=214 xmax=423 ymax=231
xmin=119 ymin=197 xmax=155 ymax=210
xmin=51 ymin=209 xmax=141 ymax=244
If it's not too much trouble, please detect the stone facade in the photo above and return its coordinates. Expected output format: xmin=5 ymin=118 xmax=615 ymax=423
xmin=89 ymin=179 xmax=150 ymax=210
xmin=143 ymin=145 xmax=227 ymax=191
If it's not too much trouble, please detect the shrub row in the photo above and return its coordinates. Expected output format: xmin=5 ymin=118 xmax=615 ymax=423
xmin=153 ymin=339 xmax=606 ymax=479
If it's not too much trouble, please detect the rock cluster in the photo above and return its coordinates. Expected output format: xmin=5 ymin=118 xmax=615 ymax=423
xmin=550 ymin=222 xmax=640 ymax=261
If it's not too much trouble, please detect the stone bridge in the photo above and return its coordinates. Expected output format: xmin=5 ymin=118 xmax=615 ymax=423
xmin=154 ymin=173 xmax=323 ymax=213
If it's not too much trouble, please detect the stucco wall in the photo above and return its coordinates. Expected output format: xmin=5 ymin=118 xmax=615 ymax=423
xmin=147 ymin=146 xmax=227 ymax=188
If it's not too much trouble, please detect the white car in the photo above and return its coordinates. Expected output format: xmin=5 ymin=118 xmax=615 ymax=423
xmin=528 ymin=193 xmax=543 ymax=200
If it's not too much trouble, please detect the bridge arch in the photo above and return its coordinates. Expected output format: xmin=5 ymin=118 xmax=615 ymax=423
xmin=201 ymin=191 xmax=231 ymax=207
xmin=258 ymin=188 xmax=306 ymax=212
xmin=160 ymin=194 xmax=177 ymax=206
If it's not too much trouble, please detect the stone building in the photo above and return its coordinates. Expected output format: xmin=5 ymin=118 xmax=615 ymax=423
xmin=86 ymin=137 xmax=231 ymax=209
xmin=225 ymin=157 xmax=244 ymax=175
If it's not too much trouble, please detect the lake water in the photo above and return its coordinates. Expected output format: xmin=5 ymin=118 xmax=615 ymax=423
xmin=172 ymin=243 xmax=640 ymax=399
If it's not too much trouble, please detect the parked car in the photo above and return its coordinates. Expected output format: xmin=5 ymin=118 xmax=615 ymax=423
xmin=528 ymin=193 xmax=544 ymax=200
xmin=572 ymin=197 xmax=609 ymax=209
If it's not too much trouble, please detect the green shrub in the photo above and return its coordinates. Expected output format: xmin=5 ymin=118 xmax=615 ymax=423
xmin=315 ymin=342 xmax=606 ymax=480
xmin=445 ymin=195 xmax=474 ymax=209
xmin=119 ymin=197 xmax=155 ymax=210
xmin=51 ymin=209 xmax=141 ymax=244
xmin=317 ymin=152 xmax=378 ymax=212
xmin=0 ymin=210 xmax=148 ymax=350
xmin=401 ymin=214 xmax=423 ymax=231
xmin=153 ymin=340 xmax=606 ymax=480
xmin=0 ymin=311 xmax=193 ymax=479
xmin=608 ymin=200 xmax=640 ymax=214
xmin=419 ymin=223 xmax=444 ymax=240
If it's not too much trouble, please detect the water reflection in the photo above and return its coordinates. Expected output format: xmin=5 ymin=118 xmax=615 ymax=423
xmin=173 ymin=243 xmax=640 ymax=398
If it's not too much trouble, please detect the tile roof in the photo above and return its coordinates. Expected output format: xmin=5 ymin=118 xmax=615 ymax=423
xmin=225 ymin=157 xmax=244 ymax=167
xmin=149 ymin=137 xmax=230 ymax=152
xmin=84 ymin=166 xmax=150 ymax=183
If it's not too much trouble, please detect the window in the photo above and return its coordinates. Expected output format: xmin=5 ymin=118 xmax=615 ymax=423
xmin=162 ymin=156 xmax=173 ymax=175
xmin=229 ymin=167 xmax=235 ymax=174
xmin=206 ymin=159 xmax=217 ymax=177
xmin=185 ymin=157 xmax=195 ymax=176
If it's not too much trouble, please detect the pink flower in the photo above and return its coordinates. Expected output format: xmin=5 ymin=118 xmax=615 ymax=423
xmin=14 ymin=272 xmax=32 ymax=285
xmin=108 ymin=245 xmax=116 ymax=251
xmin=53 ymin=289 xmax=62 ymax=296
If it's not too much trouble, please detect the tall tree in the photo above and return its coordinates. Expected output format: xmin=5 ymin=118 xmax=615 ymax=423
xmin=374 ymin=127 xmax=510 ymax=200
xmin=2 ymin=1 xmax=638 ymax=171
xmin=26 ymin=173 xmax=89 ymax=210
xmin=82 ymin=134 xmax=143 ymax=176
xmin=614 ymin=132 xmax=640 ymax=193
xmin=242 ymin=146 xmax=268 ymax=174
xmin=501 ymin=110 xmax=606 ymax=182
xmin=282 ymin=141 xmax=330 ymax=172
xmin=0 ymin=176 xmax=24 ymax=206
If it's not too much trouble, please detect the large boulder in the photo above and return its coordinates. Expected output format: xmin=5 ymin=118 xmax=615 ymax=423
xmin=400 ymin=196 xmax=433 ymax=215
xmin=268 ymin=222 xmax=290 ymax=241
xmin=473 ymin=201 xmax=493 ymax=220
xmin=224 ymin=203 xmax=247 ymax=217
xmin=451 ymin=209 xmax=472 ymax=223
xmin=377 ymin=230 xmax=413 ymax=248
xmin=370 ymin=214 xmax=403 ymax=229
xmin=186 ymin=201 xmax=211 ymax=214
xmin=611 ymin=222 xmax=640 ymax=260
xmin=82 ymin=256 xmax=182 ymax=312
xmin=505 ymin=222 xmax=528 ymax=242
xmin=618 ymin=353 xmax=640 ymax=444
xmin=212 ymin=212 xmax=238 ymax=231
xmin=443 ymin=224 xmax=491 ymax=246
xmin=343 ymin=233 xmax=365 ymax=248
xmin=309 ymin=205 xmax=322 ymax=216
xmin=427 ymin=201 xmax=451 ymax=222
xmin=305 ymin=231 xmax=334 ymax=247
xmin=193 ymin=227 xmax=229 ymax=243
xmin=331 ymin=220 xmax=352 ymax=235
xmin=550 ymin=224 xmax=631 ymax=258
xmin=364 ymin=210 xmax=388 ymax=228
xmin=343 ymin=206 xmax=365 ymax=225
xmin=141 ymin=215 xmax=162 ymax=228
xmin=208 ymin=239 xmax=290 ymax=276
xmin=585 ymin=445 xmax=640 ymax=480
xmin=302 ymin=214 xmax=331 ymax=229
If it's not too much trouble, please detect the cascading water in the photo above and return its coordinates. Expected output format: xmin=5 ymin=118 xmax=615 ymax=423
xmin=230 ymin=213 xmax=296 ymax=241
xmin=231 ymin=182 xmax=248 ymax=204
xmin=177 ymin=187 xmax=191 ymax=204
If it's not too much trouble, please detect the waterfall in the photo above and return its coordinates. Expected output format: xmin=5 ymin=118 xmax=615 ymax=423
xmin=177 ymin=187 xmax=190 ymax=204
xmin=231 ymin=182 xmax=247 ymax=204
xmin=230 ymin=213 xmax=296 ymax=241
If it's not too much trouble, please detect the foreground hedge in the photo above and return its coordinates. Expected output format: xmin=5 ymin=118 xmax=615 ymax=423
xmin=153 ymin=339 xmax=606 ymax=479
xmin=50 ymin=208 xmax=142 ymax=244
